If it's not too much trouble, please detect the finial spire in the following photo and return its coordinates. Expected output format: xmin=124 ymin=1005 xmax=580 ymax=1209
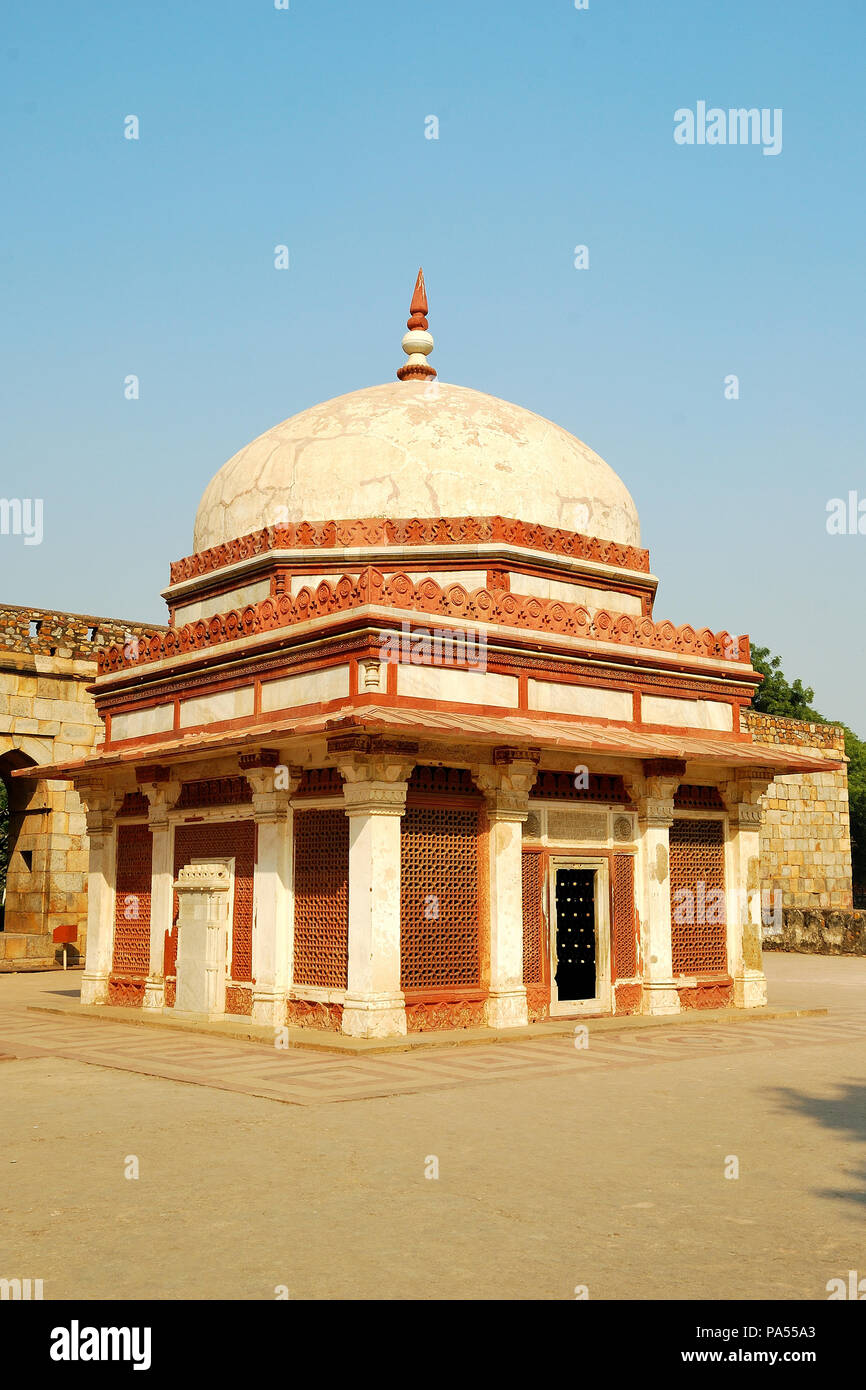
xmin=397 ymin=267 xmax=436 ymax=381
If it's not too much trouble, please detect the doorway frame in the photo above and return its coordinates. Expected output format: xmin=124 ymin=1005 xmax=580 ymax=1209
xmin=548 ymin=855 xmax=612 ymax=1016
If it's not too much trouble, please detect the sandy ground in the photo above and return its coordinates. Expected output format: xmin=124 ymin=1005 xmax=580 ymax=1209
xmin=1 ymin=953 xmax=865 ymax=1301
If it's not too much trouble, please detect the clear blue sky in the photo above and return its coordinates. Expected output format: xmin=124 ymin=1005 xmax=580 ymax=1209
xmin=2 ymin=0 xmax=864 ymax=728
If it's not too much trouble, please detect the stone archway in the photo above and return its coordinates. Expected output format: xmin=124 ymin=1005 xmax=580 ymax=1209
xmin=0 ymin=746 xmax=53 ymax=966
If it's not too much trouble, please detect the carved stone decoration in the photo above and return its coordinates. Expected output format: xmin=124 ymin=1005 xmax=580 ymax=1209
xmin=473 ymin=747 xmax=541 ymax=819
xmin=615 ymin=982 xmax=642 ymax=1015
xmin=337 ymin=749 xmax=417 ymax=818
xmin=107 ymin=977 xmax=146 ymax=1007
xmin=238 ymin=748 xmax=280 ymax=770
xmin=525 ymin=985 xmax=550 ymax=1024
xmin=678 ymin=981 xmax=733 ymax=1010
xmin=225 ymin=984 xmax=253 ymax=1016
xmin=286 ymin=998 xmax=344 ymax=1031
xmin=99 ymin=566 xmax=744 ymax=676
xmin=720 ymin=772 xmax=773 ymax=827
xmin=405 ymin=997 xmax=486 ymax=1032
xmin=168 ymin=514 xmax=653 ymax=588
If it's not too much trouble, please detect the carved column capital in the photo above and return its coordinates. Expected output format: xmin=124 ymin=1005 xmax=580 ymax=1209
xmin=243 ymin=761 xmax=302 ymax=819
xmin=335 ymin=745 xmax=416 ymax=820
xmin=74 ymin=776 xmax=124 ymax=837
xmin=141 ymin=779 xmax=182 ymax=830
xmin=721 ymin=772 xmax=771 ymax=828
xmin=472 ymin=748 xmax=540 ymax=820
xmin=624 ymin=771 xmax=680 ymax=827
xmin=340 ymin=777 xmax=411 ymax=818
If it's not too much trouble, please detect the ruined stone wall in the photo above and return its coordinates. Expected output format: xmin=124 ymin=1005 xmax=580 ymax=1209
xmin=0 ymin=605 xmax=162 ymax=969
xmin=741 ymin=709 xmax=857 ymax=955
xmin=742 ymin=710 xmax=852 ymax=911
xmin=0 ymin=603 xmax=159 ymax=660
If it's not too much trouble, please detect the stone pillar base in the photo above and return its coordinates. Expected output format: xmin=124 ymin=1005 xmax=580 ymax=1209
xmin=642 ymin=982 xmax=681 ymax=1016
xmin=252 ymin=990 xmax=287 ymax=1028
xmin=80 ymin=973 xmax=109 ymax=1006
xmin=733 ymin=969 xmax=767 ymax=1009
xmin=142 ymin=977 xmax=165 ymax=1011
xmin=485 ymin=988 xmax=529 ymax=1030
xmin=341 ymin=993 xmax=407 ymax=1039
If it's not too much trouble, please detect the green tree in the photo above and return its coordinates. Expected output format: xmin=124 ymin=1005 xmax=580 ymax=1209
xmin=750 ymin=644 xmax=865 ymax=902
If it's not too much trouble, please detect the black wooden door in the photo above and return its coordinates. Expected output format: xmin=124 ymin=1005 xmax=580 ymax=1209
xmin=554 ymin=868 xmax=596 ymax=1002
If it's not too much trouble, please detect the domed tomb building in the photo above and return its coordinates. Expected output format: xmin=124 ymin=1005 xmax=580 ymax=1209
xmin=35 ymin=272 xmax=842 ymax=1035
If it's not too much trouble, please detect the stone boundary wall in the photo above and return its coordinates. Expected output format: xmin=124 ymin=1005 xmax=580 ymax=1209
xmin=0 ymin=603 xmax=165 ymax=661
xmin=0 ymin=604 xmax=163 ymax=968
xmin=743 ymin=709 xmax=852 ymax=911
xmin=764 ymin=908 xmax=866 ymax=955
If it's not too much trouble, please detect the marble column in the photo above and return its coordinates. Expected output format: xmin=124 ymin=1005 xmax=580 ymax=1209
xmin=625 ymin=763 xmax=683 ymax=1016
xmin=337 ymin=750 xmax=415 ymax=1038
xmin=141 ymin=777 xmax=180 ymax=1011
xmin=473 ymin=748 xmax=540 ymax=1029
xmin=75 ymin=778 xmax=122 ymax=1006
xmin=244 ymin=760 xmax=301 ymax=1028
xmin=722 ymin=772 xmax=772 ymax=1008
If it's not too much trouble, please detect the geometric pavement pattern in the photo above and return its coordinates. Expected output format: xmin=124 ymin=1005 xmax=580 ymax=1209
xmin=1 ymin=1005 xmax=866 ymax=1106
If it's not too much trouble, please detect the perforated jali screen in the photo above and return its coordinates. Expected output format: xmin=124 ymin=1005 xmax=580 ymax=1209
xmin=293 ymin=809 xmax=349 ymax=988
xmin=401 ymin=806 xmax=480 ymax=991
xmin=612 ymin=852 xmax=636 ymax=978
xmin=173 ymin=820 xmax=255 ymax=982
xmin=669 ymin=819 xmax=727 ymax=974
xmin=521 ymin=850 xmax=545 ymax=985
xmin=113 ymin=823 xmax=153 ymax=978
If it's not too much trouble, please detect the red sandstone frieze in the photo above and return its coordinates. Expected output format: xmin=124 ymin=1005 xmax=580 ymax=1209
xmin=168 ymin=514 xmax=652 ymax=585
xmin=98 ymin=568 xmax=750 ymax=676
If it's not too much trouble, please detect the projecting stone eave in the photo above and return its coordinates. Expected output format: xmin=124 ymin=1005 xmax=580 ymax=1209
xmin=11 ymin=704 xmax=844 ymax=784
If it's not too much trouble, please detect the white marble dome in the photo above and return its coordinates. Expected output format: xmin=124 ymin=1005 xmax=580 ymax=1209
xmin=193 ymin=380 xmax=641 ymax=553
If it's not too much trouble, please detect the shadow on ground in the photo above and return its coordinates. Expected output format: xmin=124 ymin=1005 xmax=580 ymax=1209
xmin=772 ymin=1081 xmax=866 ymax=1205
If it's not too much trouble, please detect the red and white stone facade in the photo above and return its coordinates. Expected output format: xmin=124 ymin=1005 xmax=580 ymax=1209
xmin=24 ymin=273 xmax=846 ymax=1036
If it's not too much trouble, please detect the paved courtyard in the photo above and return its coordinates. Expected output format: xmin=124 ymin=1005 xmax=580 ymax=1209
xmin=1 ymin=954 xmax=865 ymax=1300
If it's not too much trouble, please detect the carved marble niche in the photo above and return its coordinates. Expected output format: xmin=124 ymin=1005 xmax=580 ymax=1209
xmin=173 ymin=858 xmax=233 ymax=1017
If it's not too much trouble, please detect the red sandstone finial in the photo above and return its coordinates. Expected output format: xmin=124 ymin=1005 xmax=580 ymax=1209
xmin=397 ymin=267 xmax=436 ymax=381
xmin=407 ymin=267 xmax=428 ymax=330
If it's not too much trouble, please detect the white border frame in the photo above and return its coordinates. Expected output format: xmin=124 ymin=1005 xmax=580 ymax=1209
xmin=548 ymin=855 xmax=612 ymax=1016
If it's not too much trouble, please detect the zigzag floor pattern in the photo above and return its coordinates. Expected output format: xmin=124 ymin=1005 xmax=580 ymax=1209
xmin=1 ymin=1004 xmax=865 ymax=1106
